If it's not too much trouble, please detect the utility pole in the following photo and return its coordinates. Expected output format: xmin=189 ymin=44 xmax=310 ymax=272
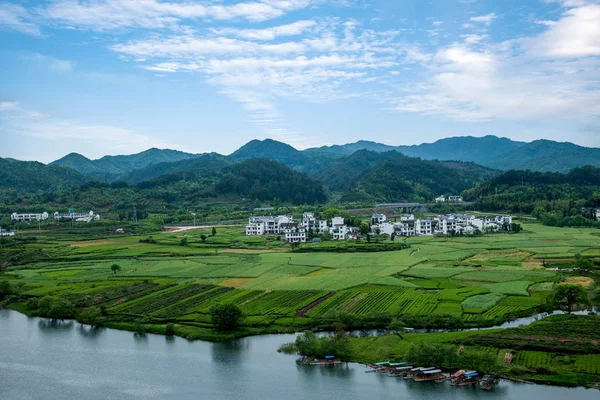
xmin=133 ymin=206 xmax=138 ymax=225
xmin=192 ymin=212 xmax=196 ymax=227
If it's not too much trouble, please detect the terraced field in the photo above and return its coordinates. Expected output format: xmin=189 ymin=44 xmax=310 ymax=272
xmin=3 ymin=222 xmax=598 ymax=333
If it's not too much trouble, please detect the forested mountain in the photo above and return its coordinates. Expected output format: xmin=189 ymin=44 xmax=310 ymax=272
xmin=1 ymin=158 xmax=327 ymax=215
xmin=482 ymin=140 xmax=600 ymax=173
xmin=315 ymin=150 xmax=404 ymax=192
xmin=0 ymin=158 xmax=87 ymax=191
xmin=51 ymin=148 xmax=201 ymax=181
xmin=303 ymin=136 xmax=600 ymax=173
xmin=216 ymin=159 xmax=327 ymax=204
xmin=120 ymin=154 xmax=230 ymax=184
xmin=463 ymin=166 xmax=600 ymax=213
xmin=230 ymin=139 xmax=308 ymax=167
xmin=340 ymin=155 xmax=498 ymax=203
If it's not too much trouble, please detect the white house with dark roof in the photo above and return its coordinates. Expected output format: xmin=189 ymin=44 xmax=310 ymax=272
xmin=372 ymin=213 xmax=387 ymax=224
xmin=11 ymin=212 xmax=49 ymax=222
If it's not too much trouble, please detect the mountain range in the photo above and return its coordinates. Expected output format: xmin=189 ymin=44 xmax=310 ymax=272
xmin=50 ymin=136 xmax=600 ymax=183
xmin=2 ymin=135 xmax=600 ymax=208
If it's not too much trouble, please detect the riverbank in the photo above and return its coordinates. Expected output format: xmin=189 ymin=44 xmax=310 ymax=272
xmin=288 ymin=314 xmax=600 ymax=389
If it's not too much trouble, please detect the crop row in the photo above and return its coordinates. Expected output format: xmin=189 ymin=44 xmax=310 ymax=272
xmin=111 ymin=284 xmax=214 ymax=315
xmin=574 ymin=355 xmax=600 ymax=374
xmin=240 ymin=290 xmax=325 ymax=316
xmin=153 ymin=287 xmax=233 ymax=318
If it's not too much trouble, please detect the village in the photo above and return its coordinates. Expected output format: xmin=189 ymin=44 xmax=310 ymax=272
xmin=245 ymin=212 xmax=516 ymax=243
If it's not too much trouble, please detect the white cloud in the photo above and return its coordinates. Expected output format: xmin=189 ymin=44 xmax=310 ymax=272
xmin=393 ymin=4 xmax=600 ymax=123
xmin=38 ymin=0 xmax=318 ymax=31
xmin=211 ymin=20 xmax=317 ymax=41
xmin=469 ymin=13 xmax=497 ymax=24
xmin=112 ymin=36 xmax=306 ymax=58
xmin=528 ymin=5 xmax=600 ymax=57
xmin=0 ymin=3 xmax=41 ymax=36
xmin=23 ymin=53 xmax=74 ymax=73
xmin=0 ymin=101 xmax=19 ymax=110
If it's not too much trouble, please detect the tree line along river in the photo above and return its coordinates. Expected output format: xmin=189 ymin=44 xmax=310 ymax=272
xmin=0 ymin=309 xmax=598 ymax=400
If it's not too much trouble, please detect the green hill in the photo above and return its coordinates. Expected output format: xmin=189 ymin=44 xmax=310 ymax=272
xmin=0 ymin=157 xmax=87 ymax=191
xmin=342 ymin=154 xmax=498 ymax=202
xmin=51 ymin=148 xmax=201 ymax=181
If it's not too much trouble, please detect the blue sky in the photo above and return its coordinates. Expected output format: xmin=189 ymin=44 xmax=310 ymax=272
xmin=1 ymin=0 xmax=599 ymax=162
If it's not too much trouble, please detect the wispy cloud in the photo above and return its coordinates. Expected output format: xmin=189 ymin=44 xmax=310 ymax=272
xmin=23 ymin=53 xmax=75 ymax=73
xmin=210 ymin=20 xmax=317 ymax=40
xmin=111 ymin=19 xmax=400 ymax=140
xmin=469 ymin=13 xmax=497 ymax=24
xmin=0 ymin=3 xmax=41 ymax=36
xmin=2 ymin=102 xmax=184 ymax=159
xmin=37 ymin=0 xmax=319 ymax=31
xmin=392 ymin=3 xmax=600 ymax=122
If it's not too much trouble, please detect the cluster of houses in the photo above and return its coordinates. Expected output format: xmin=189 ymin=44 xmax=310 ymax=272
xmin=246 ymin=212 xmax=514 ymax=243
xmin=371 ymin=214 xmax=513 ymax=237
xmin=435 ymin=195 xmax=464 ymax=203
xmin=10 ymin=211 xmax=100 ymax=223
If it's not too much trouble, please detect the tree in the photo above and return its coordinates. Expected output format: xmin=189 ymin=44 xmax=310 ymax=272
xmin=0 ymin=281 xmax=12 ymax=299
xmin=574 ymin=258 xmax=596 ymax=272
xmin=165 ymin=323 xmax=176 ymax=336
xmin=180 ymin=237 xmax=188 ymax=246
xmin=79 ymin=306 xmax=102 ymax=327
xmin=200 ymin=234 xmax=207 ymax=243
xmin=211 ymin=227 xmax=217 ymax=236
xmin=48 ymin=298 xmax=75 ymax=319
xmin=510 ymin=223 xmax=522 ymax=233
xmin=210 ymin=303 xmax=244 ymax=330
xmin=552 ymin=284 xmax=590 ymax=314
xmin=388 ymin=318 xmax=406 ymax=338
xmin=110 ymin=263 xmax=121 ymax=275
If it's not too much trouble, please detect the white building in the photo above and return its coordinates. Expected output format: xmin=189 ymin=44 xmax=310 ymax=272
xmin=54 ymin=211 xmax=100 ymax=222
xmin=448 ymin=196 xmax=464 ymax=202
xmin=246 ymin=215 xmax=294 ymax=235
xmin=0 ymin=227 xmax=15 ymax=237
xmin=285 ymin=228 xmax=307 ymax=243
xmin=435 ymin=196 xmax=446 ymax=202
xmin=331 ymin=216 xmax=345 ymax=227
xmin=372 ymin=213 xmax=387 ymax=224
xmin=332 ymin=225 xmax=360 ymax=240
xmin=596 ymin=209 xmax=600 ymax=221
xmin=301 ymin=213 xmax=328 ymax=234
xmin=11 ymin=212 xmax=49 ymax=222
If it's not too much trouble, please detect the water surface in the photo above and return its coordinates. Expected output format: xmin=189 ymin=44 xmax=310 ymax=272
xmin=0 ymin=310 xmax=597 ymax=400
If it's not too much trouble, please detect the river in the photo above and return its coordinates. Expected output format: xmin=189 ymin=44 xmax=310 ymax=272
xmin=0 ymin=310 xmax=597 ymax=400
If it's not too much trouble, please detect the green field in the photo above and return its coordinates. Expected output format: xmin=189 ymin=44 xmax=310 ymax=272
xmin=1 ymin=222 xmax=598 ymax=337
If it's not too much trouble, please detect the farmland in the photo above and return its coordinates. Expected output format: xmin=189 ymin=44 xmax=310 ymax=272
xmin=0 ymin=222 xmax=598 ymax=340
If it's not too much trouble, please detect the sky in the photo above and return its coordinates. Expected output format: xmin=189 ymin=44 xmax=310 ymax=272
xmin=0 ymin=0 xmax=599 ymax=163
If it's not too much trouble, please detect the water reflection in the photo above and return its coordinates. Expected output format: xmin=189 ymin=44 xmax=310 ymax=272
xmin=211 ymin=338 xmax=247 ymax=364
xmin=77 ymin=324 xmax=105 ymax=339
xmin=38 ymin=318 xmax=74 ymax=332
xmin=296 ymin=363 xmax=355 ymax=379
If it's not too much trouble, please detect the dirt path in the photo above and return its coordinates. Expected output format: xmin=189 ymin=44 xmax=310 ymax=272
xmin=296 ymin=292 xmax=337 ymax=317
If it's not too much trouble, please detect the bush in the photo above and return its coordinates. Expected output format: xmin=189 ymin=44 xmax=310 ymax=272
xmin=165 ymin=323 xmax=176 ymax=336
xmin=79 ymin=306 xmax=102 ymax=327
xmin=210 ymin=303 xmax=244 ymax=331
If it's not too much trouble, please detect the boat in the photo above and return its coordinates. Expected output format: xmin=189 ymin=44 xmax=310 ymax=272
xmin=307 ymin=355 xmax=342 ymax=366
xmin=412 ymin=368 xmax=445 ymax=382
xmin=389 ymin=366 xmax=413 ymax=377
xmin=479 ymin=375 xmax=501 ymax=391
xmin=451 ymin=371 xmax=480 ymax=386
xmin=403 ymin=367 xmax=431 ymax=380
